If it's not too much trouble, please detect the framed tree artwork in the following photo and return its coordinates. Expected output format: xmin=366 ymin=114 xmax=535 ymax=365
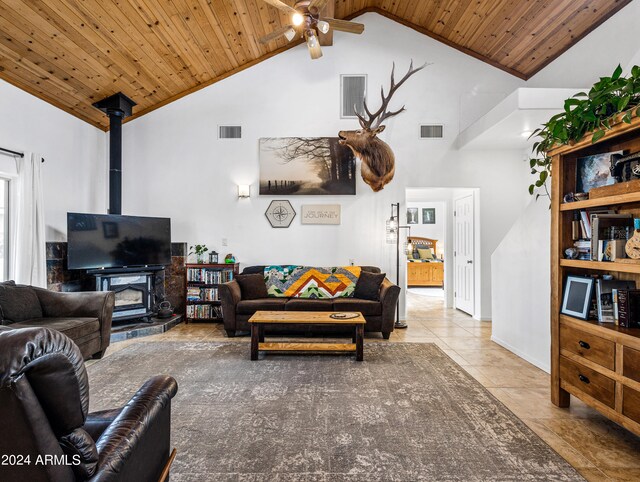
xmin=259 ymin=138 xmax=356 ymax=195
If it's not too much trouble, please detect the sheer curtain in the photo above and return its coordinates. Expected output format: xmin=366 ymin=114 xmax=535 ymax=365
xmin=13 ymin=152 xmax=46 ymax=287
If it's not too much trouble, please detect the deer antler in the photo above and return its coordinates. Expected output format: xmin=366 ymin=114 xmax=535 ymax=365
xmin=355 ymin=60 xmax=428 ymax=130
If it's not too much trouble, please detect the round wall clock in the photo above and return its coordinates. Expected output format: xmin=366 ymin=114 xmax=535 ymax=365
xmin=265 ymin=200 xmax=296 ymax=228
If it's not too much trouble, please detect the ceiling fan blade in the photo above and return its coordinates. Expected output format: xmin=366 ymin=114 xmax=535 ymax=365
xmin=324 ymin=18 xmax=364 ymax=34
xmin=258 ymin=25 xmax=295 ymax=44
xmin=309 ymin=0 xmax=330 ymax=13
xmin=260 ymin=0 xmax=298 ymax=15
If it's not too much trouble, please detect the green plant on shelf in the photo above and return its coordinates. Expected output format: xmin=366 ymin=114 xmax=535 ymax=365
xmin=189 ymin=244 xmax=209 ymax=264
xmin=529 ymin=64 xmax=640 ymax=199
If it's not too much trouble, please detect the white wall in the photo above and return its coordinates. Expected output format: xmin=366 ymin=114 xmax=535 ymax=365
xmin=0 ymin=80 xmax=107 ymax=241
xmin=121 ymin=13 xmax=528 ymax=320
xmin=491 ymin=199 xmax=551 ymax=372
xmin=406 ymin=201 xmax=446 ymax=247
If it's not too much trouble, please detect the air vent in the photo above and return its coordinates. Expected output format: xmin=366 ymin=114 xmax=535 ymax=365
xmin=341 ymin=75 xmax=367 ymax=118
xmin=219 ymin=125 xmax=242 ymax=139
xmin=420 ymin=125 xmax=444 ymax=139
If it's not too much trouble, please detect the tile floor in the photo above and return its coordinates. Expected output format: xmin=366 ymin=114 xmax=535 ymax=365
xmin=102 ymin=291 xmax=640 ymax=481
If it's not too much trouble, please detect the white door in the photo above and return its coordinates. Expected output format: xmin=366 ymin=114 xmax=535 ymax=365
xmin=454 ymin=195 xmax=475 ymax=315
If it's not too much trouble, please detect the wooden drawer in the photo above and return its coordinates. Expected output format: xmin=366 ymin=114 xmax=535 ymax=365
xmin=623 ymin=346 xmax=640 ymax=384
xmin=560 ymin=324 xmax=615 ymax=370
xmin=622 ymin=385 xmax=640 ymax=424
xmin=560 ymin=356 xmax=615 ymax=408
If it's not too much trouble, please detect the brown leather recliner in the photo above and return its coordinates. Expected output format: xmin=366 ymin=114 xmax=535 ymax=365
xmin=0 ymin=326 xmax=178 ymax=482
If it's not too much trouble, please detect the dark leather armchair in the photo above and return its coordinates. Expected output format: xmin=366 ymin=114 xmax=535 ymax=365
xmin=0 ymin=326 xmax=178 ymax=482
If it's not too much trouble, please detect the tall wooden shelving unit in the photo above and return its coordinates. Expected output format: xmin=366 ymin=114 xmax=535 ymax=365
xmin=550 ymin=115 xmax=640 ymax=437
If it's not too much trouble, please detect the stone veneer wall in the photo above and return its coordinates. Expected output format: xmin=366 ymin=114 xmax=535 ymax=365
xmin=46 ymin=241 xmax=188 ymax=316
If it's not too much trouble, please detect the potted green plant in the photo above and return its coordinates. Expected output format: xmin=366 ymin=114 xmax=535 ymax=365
xmin=529 ymin=64 xmax=640 ymax=198
xmin=189 ymin=244 xmax=209 ymax=264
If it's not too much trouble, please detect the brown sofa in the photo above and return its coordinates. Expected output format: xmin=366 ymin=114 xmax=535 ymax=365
xmin=0 ymin=281 xmax=114 ymax=360
xmin=220 ymin=266 xmax=400 ymax=339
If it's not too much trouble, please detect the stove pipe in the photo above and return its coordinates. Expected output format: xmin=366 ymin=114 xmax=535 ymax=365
xmin=93 ymin=93 xmax=136 ymax=215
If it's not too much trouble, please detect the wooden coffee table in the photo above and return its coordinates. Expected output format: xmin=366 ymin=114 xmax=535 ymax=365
xmin=248 ymin=311 xmax=366 ymax=361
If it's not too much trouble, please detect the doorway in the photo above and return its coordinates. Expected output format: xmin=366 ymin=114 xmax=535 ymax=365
xmin=404 ymin=188 xmax=478 ymax=319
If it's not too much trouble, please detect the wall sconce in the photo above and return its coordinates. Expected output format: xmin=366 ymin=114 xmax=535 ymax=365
xmin=237 ymin=185 xmax=250 ymax=198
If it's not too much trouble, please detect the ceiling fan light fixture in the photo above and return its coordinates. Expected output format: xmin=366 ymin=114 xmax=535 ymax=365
xmin=317 ymin=20 xmax=330 ymax=34
xmin=284 ymin=27 xmax=296 ymax=41
xmin=305 ymin=30 xmax=322 ymax=59
xmin=307 ymin=32 xmax=318 ymax=49
xmin=292 ymin=12 xmax=304 ymax=26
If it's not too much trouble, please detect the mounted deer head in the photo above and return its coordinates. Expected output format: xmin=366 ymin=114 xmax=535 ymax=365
xmin=339 ymin=60 xmax=426 ymax=192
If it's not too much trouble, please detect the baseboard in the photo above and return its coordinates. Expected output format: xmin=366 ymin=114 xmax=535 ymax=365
xmin=490 ymin=335 xmax=550 ymax=374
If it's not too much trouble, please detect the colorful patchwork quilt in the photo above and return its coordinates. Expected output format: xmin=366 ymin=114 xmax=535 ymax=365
xmin=264 ymin=266 xmax=361 ymax=298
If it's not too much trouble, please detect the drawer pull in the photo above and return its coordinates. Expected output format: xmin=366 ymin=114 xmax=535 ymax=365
xmin=578 ymin=374 xmax=590 ymax=384
xmin=578 ymin=340 xmax=591 ymax=350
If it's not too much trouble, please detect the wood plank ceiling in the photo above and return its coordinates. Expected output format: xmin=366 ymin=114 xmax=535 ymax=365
xmin=0 ymin=0 xmax=631 ymax=130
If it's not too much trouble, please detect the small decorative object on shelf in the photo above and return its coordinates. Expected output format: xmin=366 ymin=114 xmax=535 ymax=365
xmin=224 ymin=253 xmax=236 ymax=264
xmin=209 ymin=251 xmax=219 ymax=264
xmin=189 ymin=244 xmax=209 ymax=264
xmin=184 ymin=262 xmax=240 ymax=323
xmin=625 ymin=219 xmax=640 ymax=259
xmin=564 ymin=248 xmax=578 ymax=259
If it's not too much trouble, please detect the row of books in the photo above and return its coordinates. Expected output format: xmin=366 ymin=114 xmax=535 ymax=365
xmin=186 ymin=304 xmax=223 ymax=319
xmin=187 ymin=268 xmax=234 ymax=284
xmin=595 ymin=278 xmax=639 ymax=327
xmin=573 ymin=210 xmax=633 ymax=261
xmin=187 ymin=287 xmax=219 ymax=302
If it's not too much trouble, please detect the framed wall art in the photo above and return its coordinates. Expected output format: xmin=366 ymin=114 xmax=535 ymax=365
xmin=259 ymin=137 xmax=356 ymax=195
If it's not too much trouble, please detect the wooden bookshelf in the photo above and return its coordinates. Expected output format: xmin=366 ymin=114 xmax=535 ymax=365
xmin=550 ymin=116 xmax=640 ymax=437
xmin=185 ymin=263 xmax=239 ymax=323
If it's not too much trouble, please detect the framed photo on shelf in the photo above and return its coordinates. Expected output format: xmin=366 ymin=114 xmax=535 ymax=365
xmin=575 ymin=151 xmax=621 ymax=193
xmin=561 ymin=275 xmax=595 ymax=320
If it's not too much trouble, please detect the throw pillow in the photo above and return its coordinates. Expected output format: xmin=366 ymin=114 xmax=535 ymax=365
xmin=418 ymin=248 xmax=434 ymax=260
xmin=0 ymin=282 xmax=43 ymax=324
xmin=353 ymin=271 xmax=386 ymax=301
xmin=235 ymin=274 xmax=268 ymax=300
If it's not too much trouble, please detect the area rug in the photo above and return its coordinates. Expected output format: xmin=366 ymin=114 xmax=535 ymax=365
xmin=87 ymin=342 xmax=583 ymax=481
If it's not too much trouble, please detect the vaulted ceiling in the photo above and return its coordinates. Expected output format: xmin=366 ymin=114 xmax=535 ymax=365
xmin=0 ymin=0 xmax=631 ymax=130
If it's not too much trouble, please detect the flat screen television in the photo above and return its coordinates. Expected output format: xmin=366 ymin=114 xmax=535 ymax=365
xmin=67 ymin=213 xmax=171 ymax=270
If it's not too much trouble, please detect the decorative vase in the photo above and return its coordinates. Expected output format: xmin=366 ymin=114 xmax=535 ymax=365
xmin=196 ymin=255 xmax=205 ymax=264
xmin=625 ymin=219 xmax=640 ymax=259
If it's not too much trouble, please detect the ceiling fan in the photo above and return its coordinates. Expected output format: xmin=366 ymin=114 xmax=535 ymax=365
xmin=258 ymin=0 xmax=365 ymax=60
